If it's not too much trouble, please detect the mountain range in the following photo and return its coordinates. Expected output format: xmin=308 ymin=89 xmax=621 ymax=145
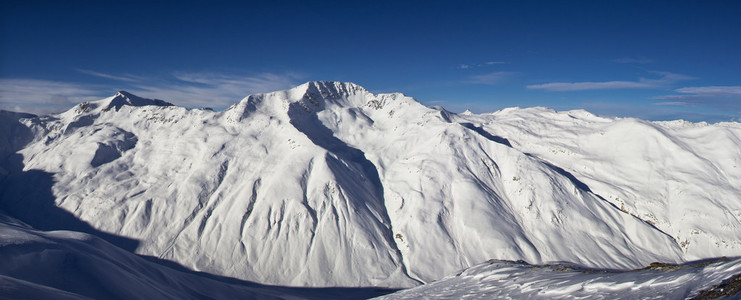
xmin=2 ymin=81 xmax=740 ymax=298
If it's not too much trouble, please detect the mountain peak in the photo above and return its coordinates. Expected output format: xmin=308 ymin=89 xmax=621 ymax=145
xmin=303 ymin=80 xmax=364 ymax=89
xmin=229 ymin=81 xmax=385 ymax=122
xmin=299 ymin=81 xmax=368 ymax=99
xmin=115 ymin=90 xmax=137 ymax=98
xmin=106 ymin=91 xmax=173 ymax=111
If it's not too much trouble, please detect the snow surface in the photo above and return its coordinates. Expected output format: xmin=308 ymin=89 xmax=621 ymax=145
xmin=2 ymin=82 xmax=741 ymax=295
xmin=379 ymin=258 xmax=741 ymax=299
xmin=0 ymin=212 xmax=396 ymax=299
xmin=462 ymin=107 xmax=741 ymax=260
xmin=0 ymin=213 xmax=278 ymax=299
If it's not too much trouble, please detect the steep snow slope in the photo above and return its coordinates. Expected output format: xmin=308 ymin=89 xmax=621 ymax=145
xmin=458 ymin=108 xmax=741 ymax=260
xmin=0 ymin=213 xmax=292 ymax=299
xmin=379 ymin=258 xmax=741 ymax=299
xmin=0 ymin=211 xmax=400 ymax=299
xmin=1 ymin=82 xmax=738 ymax=288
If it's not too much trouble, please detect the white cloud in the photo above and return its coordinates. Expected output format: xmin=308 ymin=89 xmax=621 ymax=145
xmin=130 ymin=72 xmax=303 ymax=108
xmin=458 ymin=61 xmax=506 ymax=69
xmin=674 ymin=86 xmax=741 ymax=96
xmin=527 ymin=71 xmax=694 ymax=91
xmin=76 ymin=69 xmax=146 ymax=82
xmin=653 ymin=101 xmax=692 ymax=106
xmin=79 ymin=70 xmax=304 ymax=108
xmin=1 ymin=71 xmax=306 ymax=114
xmin=420 ymin=99 xmax=504 ymax=114
xmin=613 ymin=57 xmax=653 ymax=64
xmin=527 ymin=80 xmax=653 ymax=91
xmin=653 ymin=85 xmax=741 ymax=110
xmin=468 ymin=72 xmax=517 ymax=85
xmin=0 ymin=79 xmax=111 ymax=114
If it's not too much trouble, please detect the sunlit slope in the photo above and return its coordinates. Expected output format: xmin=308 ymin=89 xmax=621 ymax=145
xmin=0 ymin=213 xmax=297 ymax=299
xmin=462 ymin=107 xmax=741 ymax=260
xmin=4 ymin=82 xmax=739 ymax=287
xmin=379 ymin=258 xmax=741 ymax=299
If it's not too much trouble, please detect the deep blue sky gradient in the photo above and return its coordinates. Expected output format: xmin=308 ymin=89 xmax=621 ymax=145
xmin=1 ymin=0 xmax=740 ymax=121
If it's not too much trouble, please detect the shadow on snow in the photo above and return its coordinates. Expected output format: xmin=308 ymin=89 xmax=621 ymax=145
xmin=0 ymin=110 xmax=399 ymax=299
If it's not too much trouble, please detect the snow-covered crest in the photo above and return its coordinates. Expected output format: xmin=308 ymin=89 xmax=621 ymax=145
xmin=2 ymin=81 xmax=741 ymax=291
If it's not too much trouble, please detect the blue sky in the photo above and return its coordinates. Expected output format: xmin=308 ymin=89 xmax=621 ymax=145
xmin=1 ymin=1 xmax=740 ymax=122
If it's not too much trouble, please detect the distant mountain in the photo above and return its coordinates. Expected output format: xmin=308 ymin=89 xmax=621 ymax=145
xmin=2 ymin=81 xmax=740 ymax=295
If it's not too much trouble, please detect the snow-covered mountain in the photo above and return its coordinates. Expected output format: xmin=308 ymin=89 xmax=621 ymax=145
xmin=2 ymin=81 xmax=741 ymax=294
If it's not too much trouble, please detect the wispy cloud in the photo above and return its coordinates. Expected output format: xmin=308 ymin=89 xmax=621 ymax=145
xmin=528 ymin=80 xmax=653 ymax=91
xmin=458 ymin=61 xmax=506 ymax=69
xmin=77 ymin=70 xmax=305 ymax=108
xmin=613 ymin=57 xmax=653 ymax=64
xmin=1 ymin=71 xmax=306 ymax=114
xmin=420 ymin=99 xmax=504 ymax=114
xmin=467 ymin=71 xmax=517 ymax=85
xmin=653 ymin=101 xmax=692 ymax=106
xmin=132 ymin=72 xmax=303 ymax=108
xmin=575 ymin=100 xmax=738 ymax=123
xmin=653 ymin=85 xmax=741 ymax=110
xmin=674 ymin=86 xmax=741 ymax=96
xmin=0 ymin=79 xmax=111 ymax=114
xmin=76 ymin=69 xmax=146 ymax=82
xmin=526 ymin=71 xmax=694 ymax=91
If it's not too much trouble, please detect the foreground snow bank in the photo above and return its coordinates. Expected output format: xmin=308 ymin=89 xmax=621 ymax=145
xmin=0 ymin=214 xmax=395 ymax=299
xmin=0 ymin=215 xmax=286 ymax=299
xmin=379 ymin=258 xmax=741 ymax=299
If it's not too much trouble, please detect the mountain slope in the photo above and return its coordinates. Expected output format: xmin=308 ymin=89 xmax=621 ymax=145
xmin=460 ymin=107 xmax=741 ymax=260
xmin=379 ymin=258 xmax=741 ymax=299
xmin=0 ymin=211 xmax=401 ymax=299
xmin=0 ymin=213 xmax=288 ymax=299
xmin=2 ymin=82 xmax=739 ymax=288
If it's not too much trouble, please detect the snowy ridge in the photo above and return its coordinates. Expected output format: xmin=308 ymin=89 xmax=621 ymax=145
xmin=2 ymin=81 xmax=741 ymax=292
xmin=464 ymin=107 xmax=741 ymax=260
xmin=380 ymin=257 xmax=741 ymax=299
xmin=0 ymin=212 xmax=397 ymax=299
xmin=0 ymin=213 xmax=286 ymax=299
